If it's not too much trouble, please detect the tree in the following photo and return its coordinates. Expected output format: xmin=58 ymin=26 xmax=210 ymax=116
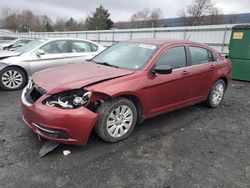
xmin=180 ymin=0 xmax=222 ymax=26
xmin=43 ymin=22 xmax=54 ymax=32
xmin=0 ymin=6 xmax=12 ymax=28
xmin=131 ymin=8 xmax=150 ymax=28
xmin=148 ymin=8 xmax=163 ymax=27
xmin=65 ymin=17 xmax=79 ymax=31
xmin=4 ymin=14 xmax=19 ymax=31
xmin=85 ymin=5 xmax=113 ymax=30
xmin=130 ymin=8 xmax=163 ymax=28
xmin=54 ymin=18 xmax=66 ymax=31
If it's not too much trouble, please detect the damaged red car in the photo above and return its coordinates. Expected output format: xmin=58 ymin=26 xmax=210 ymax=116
xmin=21 ymin=39 xmax=231 ymax=145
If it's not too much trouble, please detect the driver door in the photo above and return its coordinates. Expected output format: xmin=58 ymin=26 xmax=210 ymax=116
xmin=147 ymin=46 xmax=196 ymax=116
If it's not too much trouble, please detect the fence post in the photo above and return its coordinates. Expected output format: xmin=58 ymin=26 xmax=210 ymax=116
xmin=112 ymin=31 xmax=115 ymax=44
xmin=130 ymin=31 xmax=133 ymax=39
xmin=153 ymin=30 xmax=156 ymax=38
xmin=98 ymin=32 xmax=100 ymax=43
xmin=183 ymin=29 xmax=187 ymax=40
xmin=221 ymin=26 xmax=228 ymax=54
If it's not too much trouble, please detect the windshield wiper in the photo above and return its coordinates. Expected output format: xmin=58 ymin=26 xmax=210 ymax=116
xmin=94 ymin=61 xmax=119 ymax=68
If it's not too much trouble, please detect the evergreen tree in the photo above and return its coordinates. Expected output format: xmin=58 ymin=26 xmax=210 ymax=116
xmin=86 ymin=5 xmax=113 ymax=30
xmin=43 ymin=22 xmax=54 ymax=32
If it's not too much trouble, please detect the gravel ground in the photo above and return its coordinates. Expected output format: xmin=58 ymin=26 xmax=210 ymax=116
xmin=0 ymin=80 xmax=250 ymax=188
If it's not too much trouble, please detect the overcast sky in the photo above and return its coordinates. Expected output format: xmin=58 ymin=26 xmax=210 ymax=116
xmin=0 ymin=0 xmax=249 ymax=22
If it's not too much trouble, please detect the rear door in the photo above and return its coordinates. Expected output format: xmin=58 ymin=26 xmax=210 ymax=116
xmin=68 ymin=40 xmax=99 ymax=63
xmin=29 ymin=40 xmax=70 ymax=74
xmin=185 ymin=45 xmax=218 ymax=98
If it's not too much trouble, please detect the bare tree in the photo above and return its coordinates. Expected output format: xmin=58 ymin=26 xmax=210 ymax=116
xmin=130 ymin=8 xmax=163 ymax=28
xmin=204 ymin=8 xmax=223 ymax=25
xmin=148 ymin=8 xmax=163 ymax=27
xmin=0 ymin=6 xmax=12 ymax=28
xmin=180 ymin=0 xmax=223 ymax=26
xmin=130 ymin=8 xmax=150 ymax=28
xmin=54 ymin=18 xmax=66 ymax=31
xmin=4 ymin=13 xmax=19 ymax=31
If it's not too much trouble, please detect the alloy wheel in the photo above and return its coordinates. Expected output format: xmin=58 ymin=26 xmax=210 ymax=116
xmin=106 ymin=105 xmax=133 ymax=138
xmin=212 ymin=82 xmax=224 ymax=106
xmin=1 ymin=70 xmax=23 ymax=89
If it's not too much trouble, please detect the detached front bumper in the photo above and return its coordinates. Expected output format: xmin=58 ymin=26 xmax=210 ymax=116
xmin=21 ymin=87 xmax=99 ymax=145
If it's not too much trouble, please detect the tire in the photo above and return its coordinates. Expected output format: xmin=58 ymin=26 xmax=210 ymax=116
xmin=0 ymin=67 xmax=27 ymax=91
xmin=207 ymin=79 xmax=226 ymax=108
xmin=95 ymin=97 xmax=137 ymax=143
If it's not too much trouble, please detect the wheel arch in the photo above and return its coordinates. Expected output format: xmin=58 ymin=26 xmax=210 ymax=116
xmin=1 ymin=65 xmax=28 ymax=80
xmin=112 ymin=93 xmax=144 ymax=123
xmin=218 ymin=76 xmax=228 ymax=89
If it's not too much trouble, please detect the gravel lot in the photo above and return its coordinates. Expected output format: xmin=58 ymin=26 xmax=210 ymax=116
xmin=0 ymin=80 xmax=250 ymax=188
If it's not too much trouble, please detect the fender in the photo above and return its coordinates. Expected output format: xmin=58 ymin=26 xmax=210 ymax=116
xmin=0 ymin=63 xmax=8 ymax=71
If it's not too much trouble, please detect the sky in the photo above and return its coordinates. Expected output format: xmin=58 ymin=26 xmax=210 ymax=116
xmin=0 ymin=0 xmax=249 ymax=22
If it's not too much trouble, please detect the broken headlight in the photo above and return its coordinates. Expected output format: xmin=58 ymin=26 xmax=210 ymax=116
xmin=44 ymin=89 xmax=92 ymax=109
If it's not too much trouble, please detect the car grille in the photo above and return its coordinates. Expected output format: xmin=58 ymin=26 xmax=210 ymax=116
xmin=24 ymin=82 xmax=46 ymax=104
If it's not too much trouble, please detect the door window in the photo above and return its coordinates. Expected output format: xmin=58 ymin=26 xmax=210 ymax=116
xmin=40 ymin=40 xmax=67 ymax=54
xmin=156 ymin=46 xmax=186 ymax=69
xmin=70 ymin=41 xmax=93 ymax=53
xmin=189 ymin=47 xmax=214 ymax=65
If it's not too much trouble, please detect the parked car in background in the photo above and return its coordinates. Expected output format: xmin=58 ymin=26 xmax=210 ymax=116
xmin=0 ymin=36 xmax=17 ymax=50
xmin=21 ymin=39 xmax=232 ymax=146
xmin=2 ymin=38 xmax=33 ymax=51
xmin=0 ymin=38 xmax=105 ymax=90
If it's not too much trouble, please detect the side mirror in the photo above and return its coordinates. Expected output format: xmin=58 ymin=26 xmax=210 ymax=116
xmin=152 ymin=65 xmax=173 ymax=74
xmin=36 ymin=49 xmax=45 ymax=57
xmin=12 ymin=44 xmax=23 ymax=48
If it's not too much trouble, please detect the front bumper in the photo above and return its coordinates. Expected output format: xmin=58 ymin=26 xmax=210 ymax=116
xmin=21 ymin=87 xmax=99 ymax=145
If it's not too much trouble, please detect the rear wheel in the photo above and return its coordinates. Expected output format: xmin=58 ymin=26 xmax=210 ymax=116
xmin=207 ymin=79 xmax=226 ymax=108
xmin=0 ymin=67 xmax=27 ymax=90
xmin=95 ymin=97 xmax=137 ymax=143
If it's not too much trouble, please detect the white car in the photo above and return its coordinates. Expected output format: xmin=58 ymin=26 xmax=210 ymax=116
xmin=0 ymin=36 xmax=17 ymax=50
xmin=0 ymin=38 xmax=105 ymax=90
xmin=2 ymin=38 xmax=33 ymax=50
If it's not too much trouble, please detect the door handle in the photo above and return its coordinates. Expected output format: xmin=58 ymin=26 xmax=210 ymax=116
xmin=181 ymin=70 xmax=190 ymax=75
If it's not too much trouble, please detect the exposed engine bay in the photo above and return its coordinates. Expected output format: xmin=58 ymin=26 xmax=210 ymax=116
xmin=44 ymin=89 xmax=92 ymax=109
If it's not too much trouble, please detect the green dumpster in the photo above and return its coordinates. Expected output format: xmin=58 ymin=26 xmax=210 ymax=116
xmin=229 ymin=25 xmax=250 ymax=81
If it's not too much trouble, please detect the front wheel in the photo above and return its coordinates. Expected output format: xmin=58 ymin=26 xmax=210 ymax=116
xmin=95 ymin=97 xmax=137 ymax=143
xmin=207 ymin=79 xmax=226 ymax=108
xmin=0 ymin=67 xmax=27 ymax=91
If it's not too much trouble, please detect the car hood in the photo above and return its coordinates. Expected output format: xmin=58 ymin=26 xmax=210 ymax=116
xmin=32 ymin=61 xmax=135 ymax=94
xmin=0 ymin=50 xmax=22 ymax=59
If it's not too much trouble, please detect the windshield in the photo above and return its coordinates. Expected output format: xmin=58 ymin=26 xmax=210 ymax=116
xmin=92 ymin=42 xmax=158 ymax=70
xmin=14 ymin=39 xmax=46 ymax=53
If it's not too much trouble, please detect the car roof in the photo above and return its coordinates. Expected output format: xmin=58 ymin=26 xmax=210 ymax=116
xmin=44 ymin=37 xmax=93 ymax=41
xmin=125 ymin=38 xmax=204 ymax=46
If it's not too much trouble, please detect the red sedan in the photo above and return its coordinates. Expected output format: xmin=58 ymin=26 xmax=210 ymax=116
xmin=21 ymin=39 xmax=231 ymax=145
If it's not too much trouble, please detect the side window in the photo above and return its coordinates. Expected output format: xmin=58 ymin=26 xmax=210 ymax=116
xmin=189 ymin=47 xmax=214 ymax=66
xmin=71 ymin=41 xmax=91 ymax=53
xmin=40 ymin=40 xmax=67 ymax=54
xmin=156 ymin=47 xmax=186 ymax=69
xmin=90 ymin=43 xmax=98 ymax=52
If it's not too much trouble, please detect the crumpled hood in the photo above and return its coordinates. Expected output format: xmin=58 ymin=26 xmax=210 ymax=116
xmin=32 ymin=61 xmax=135 ymax=94
xmin=0 ymin=50 xmax=22 ymax=59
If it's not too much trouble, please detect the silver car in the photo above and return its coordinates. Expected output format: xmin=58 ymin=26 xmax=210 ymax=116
xmin=2 ymin=38 xmax=33 ymax=50
xmin=0 ymin=38 xmax=105 ymax=90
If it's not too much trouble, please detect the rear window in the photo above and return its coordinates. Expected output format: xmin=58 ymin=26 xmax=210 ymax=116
xmin=189 ymin=47 xmax=214 ymax=65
